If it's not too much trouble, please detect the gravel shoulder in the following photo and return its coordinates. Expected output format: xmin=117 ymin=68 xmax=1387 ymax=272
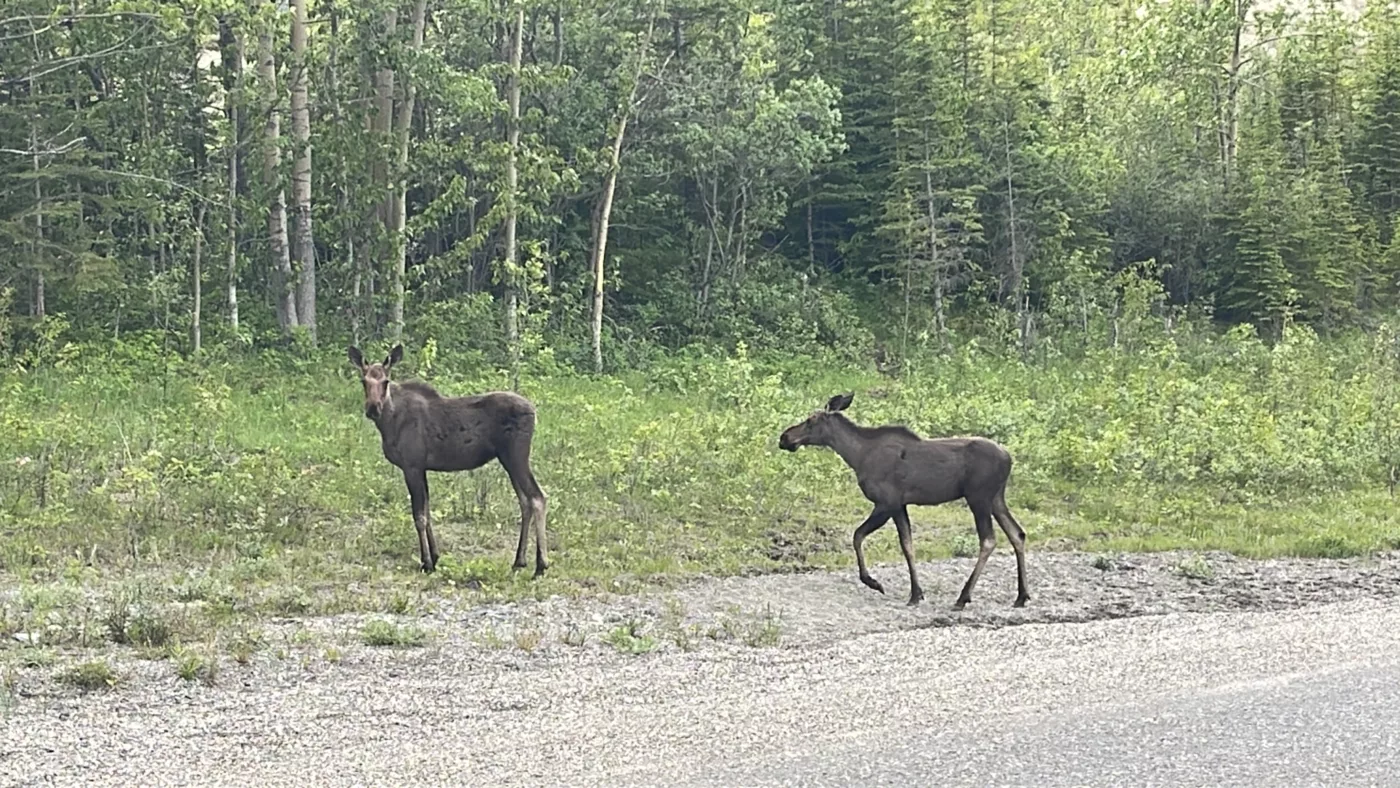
xmin=4 ymin=549 xmax=1400 ymax=786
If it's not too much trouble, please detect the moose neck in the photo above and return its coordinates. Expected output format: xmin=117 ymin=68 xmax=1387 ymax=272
xmin=371 ymin=384 xmax=404 ymax=433
xmin=822 ymin=415 xmax=874 ymax=473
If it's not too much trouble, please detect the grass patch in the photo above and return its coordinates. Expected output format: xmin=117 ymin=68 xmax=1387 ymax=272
xmin=360 ymin=619 xmax=427 ymax=648
xmin=1 ymin=335 xmax=1398 ymax=646
xmin=18 ymin=648 xmax=57 ymax=668
xmin=473 ymin=626 xmax=509 ymax=650
xmin=1 ymin=667 xmax=17 ymax=714
xmin=1090 ymin=553 xmax=1121 ymax=572
xmin=604 ymin=620 xmax=657 ymax=655
xmin=227 ymin=627 xmax=267 ymax=665
xmin=57 ymin=659 xmax=121 ymax=692
xmin=513 ymin=628 xmax=543 ymax=653
xmin=173 ymin=647 xmax=219 ymax=685
xmin=1174 ymin=554 xmax=1215 ymax=581
xmin=742 ymin=607 xmax=784 ymax=648
xmin=104 ymin=603 xmax=180 ymax=649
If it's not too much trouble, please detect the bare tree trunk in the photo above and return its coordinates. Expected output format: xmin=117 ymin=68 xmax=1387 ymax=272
xmin=192 ymin=203 xmax=206 ymax=353
xmin=226 ymin=120 xmax=240 ymax=332
xmin=373 ymin=8 xmax=398 ymax=229
xmin=924 ymin=165 xmax=945 ymax=343
xmin=30 ymin=116 xmax=45 ymax=319
xmin=389 ymin=0 xmax=428 ymax=343
xmin=1002 ymin=114 xmax=1024 ymax=349
xmin=220 ymin=17 xmax=242 ymax=332
xmin=503 ymin=4 xmax=524 ymax=387
xmin=735 ymin=184 xmax=749 ymax=284
xmin=259 ymin=23 xmax=298 ymax=332
xmin=1223 ymin=0 xmax=1247 ymax=187
xmin=902 ymin=230 xmax=913 ymax=362
xmin=290 ymin=0 xmax=316 ymax=341
xmin=553 ymin=3 xmax=563 ymax=64
xmin=697 ymin=176 xmax=718 ymax=317
xmin=590 ymin=114 xmax=627 ymax=374
xmin=806 ymin=180 xmax=817 ymax=275
xmin=327 ymin=0 xmax=361 ymax=345
xmin=590 ymin=16 xmax=655 ymax=374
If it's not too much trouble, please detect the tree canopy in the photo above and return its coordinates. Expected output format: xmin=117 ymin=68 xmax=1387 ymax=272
xmin=2 ymin=0 xmax=1398 ymax=367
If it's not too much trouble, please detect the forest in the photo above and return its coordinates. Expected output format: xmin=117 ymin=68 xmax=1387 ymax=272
xmin=3 ymin=0 xmax=1400 ymax=601
xmin=0 ymin=0 xmax=1396 ymax=361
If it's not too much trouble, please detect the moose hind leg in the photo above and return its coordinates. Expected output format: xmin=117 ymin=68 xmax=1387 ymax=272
xmin=502 ymin=450 xmax=548 ymax=577
xmin=894 ymin=507 xmax=924 ymax=606
xmin=528 ymin=477 xmax=548 ymax=576
xmin=953 ymin=502 xmax=997 ymax=610
xmin=404 ymin=468 xmax=435 ymax=573
xmin=853 ymin=509 xmax=893 ymax=594
xmin=993 ymin=493 xmax=1030 ymax=607
xmin=424 ymin=499 xmax=441 ymax=569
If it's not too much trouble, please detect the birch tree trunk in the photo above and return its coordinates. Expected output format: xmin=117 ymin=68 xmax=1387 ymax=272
xmin=389 ymin=0 xmax=428 ymax=342
xmin=590 ymin=113 xmax=627 ymax=374
xmin=192 ymin=203 xmax=206 ymax=353
xmin=923 ymin=144 xmax=946 ymax=343
xmin=589 ymin=15 xmax=658 ymax=374
xmin=1002 ymin=114 xmax=1024 ymax=349
xmin=30 ymin=117 xmax=45 ymax=319
xmin=220 ymin=19 xmax=242 ymax=331
xmin=328 ymin=0 xmax=360 ymax=345
xmin=503 ymin=4 xmax=524 ymax=386
xmin=374 ymin=9 xmax=398 ymax=230
xmin=258 ymin=22 xmax=298 ymax=331
xmin=290 ymin=0 xmax=316 ymax=341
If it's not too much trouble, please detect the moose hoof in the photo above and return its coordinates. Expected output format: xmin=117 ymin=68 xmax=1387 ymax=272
xmin=1014 ymin=595 xmax=1030 ymax=608
xmin=533 ymin=565 xmax=547 ymax=579
xmin=511 ymin=561 xmax=528 ymax=573
xmin=859 ymin=575 xmax=885 ymax=594
xmin=420 ymin=563 xmax=436 ymax=574
xmin=952 ymin=598 xmax=969 ymax=611
xmin=906 ymin=592 xmax=924 ymax=607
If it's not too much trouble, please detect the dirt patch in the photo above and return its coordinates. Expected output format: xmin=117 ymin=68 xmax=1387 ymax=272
xmin=5 ymin=549 xmax=1400 ymax=705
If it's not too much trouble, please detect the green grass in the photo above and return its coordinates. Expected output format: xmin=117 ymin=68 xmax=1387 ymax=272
xmin=1 ymin=326 xmax=1399 ymax=652
xmin=360 ymin=619 xmax=427 ymax=648
xmin=172 ymin=646 xmax=220 ymax=685
xmin=57 ymin=659 xmax=121 ymax=692
xmin=604 ymin=620 xmax=658 ymax=655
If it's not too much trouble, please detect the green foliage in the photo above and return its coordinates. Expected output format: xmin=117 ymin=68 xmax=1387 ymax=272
xmin=5 ymin=0 xmax=1400 ymax=367
xmin=604 ymin=620 xmax=657 ymax=655
xmin=57 ymin=660 xmax=121 ymax=692
xmin=360 ymin=620 xmax=427 ymax=648
xmin=2 ymin=321 xmax=1399 ymax=623
xmin=172 ymin=646 xmax=220 ymax=685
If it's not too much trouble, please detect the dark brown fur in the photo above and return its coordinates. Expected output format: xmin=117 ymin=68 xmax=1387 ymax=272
xmin=349 ymin=344 xmax=549 ymax=575
xmin=778 ymin=392 xmax=1029 ymax=609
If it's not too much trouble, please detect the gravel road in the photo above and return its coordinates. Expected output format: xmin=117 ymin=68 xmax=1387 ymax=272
xmin=4 ymin=549 xmax=1400 ymax=786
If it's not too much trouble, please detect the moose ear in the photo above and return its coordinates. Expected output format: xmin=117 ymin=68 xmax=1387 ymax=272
xmin=384 ymin=343 xmax=404 ymax=369
xmin=826 ymin=392 xmax=854 ymax=412
xmin=347 ymin=346 xmax=365 ymax=369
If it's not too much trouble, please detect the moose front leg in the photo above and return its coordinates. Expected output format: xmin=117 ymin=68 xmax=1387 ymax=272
xmin=852 ymin=508 xmax=893 ymax=594
xmin=894 ymin=507 xmax=924 ymax=606
xmin=404 ymin=468 xmax=435 ymax=572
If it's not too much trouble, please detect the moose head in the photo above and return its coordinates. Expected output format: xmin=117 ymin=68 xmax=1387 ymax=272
xmin=778 ymin=392 xmax=855 ymax=452
xmin=348 ymin=344 xmax=404 ymax=420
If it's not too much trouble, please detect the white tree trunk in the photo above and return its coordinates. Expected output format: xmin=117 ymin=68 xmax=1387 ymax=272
xmin=222 ymin=19 xmax=242 ymax=331
xmin=192 ymin=203 xmax=206 ymax=353
xmin=389 ymin=0 xmax=428 ymax=343
xmin=290 ymin=0 xmax=316 ymax=340
xmin=503 ymin=5 xmax=524 ymax=386
xmin=258 ymin=23 xmax=298 ymax=331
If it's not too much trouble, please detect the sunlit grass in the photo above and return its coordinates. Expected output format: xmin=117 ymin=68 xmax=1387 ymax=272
xmin=1 ymin=329 xmax=1398 ymax=647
